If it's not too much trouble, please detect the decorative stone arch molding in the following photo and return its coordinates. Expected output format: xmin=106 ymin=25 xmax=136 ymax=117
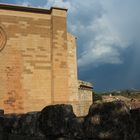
xmin=0 ymin=26 xmax=7 ymax=52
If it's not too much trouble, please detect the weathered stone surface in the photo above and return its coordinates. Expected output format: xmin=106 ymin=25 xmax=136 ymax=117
xmin=0 ymin=110 xmax=8 ymax=140
xmin=0 ymin=117 xmax=4 ymax=132
xmin=5 ymin=112 xmax=45 ymax=137
xmin=8 ymin=134 xmax=46 ymax=140
xmin=38 ymin=104 xmax=76 ymax=137
xmin=130 ymin=108 xmax=140 ymax=135
xmin=68 ymin=117 xmax=85 ymax=139
xmin=0 ymin=112 xmax=46 ymax=140
xmin=0 ymin=110 xmax=4 ymax=116
xmin=84 ymin=101 xmax=139 ymax=140
xmin=0 ymin=102 xmax=139 ymax=140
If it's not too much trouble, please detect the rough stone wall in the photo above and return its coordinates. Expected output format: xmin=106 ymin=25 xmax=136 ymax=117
xmin=0 ymin=5 xmax=70 ymax=114
xmin=78 ymin=80 xmax=93 ymax=116
xmin=51 ymin=8 xmax=69 ymax=104
xmin=0 ymin=7 xmax=53 ymax=113
xmin=67 ymin=33 xmax=79 ymax=114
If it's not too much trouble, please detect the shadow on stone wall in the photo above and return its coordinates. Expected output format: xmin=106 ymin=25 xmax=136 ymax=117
xmin=0 ymin=101 xmax=140 ymax=140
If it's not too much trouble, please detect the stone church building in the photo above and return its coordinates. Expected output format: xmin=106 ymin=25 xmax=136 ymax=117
xmin=0 ymin=4 xmax=93 ymax=116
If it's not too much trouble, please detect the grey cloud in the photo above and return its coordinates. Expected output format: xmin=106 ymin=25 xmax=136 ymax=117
xmin=68 ymin=0 xmax=140 ymax=68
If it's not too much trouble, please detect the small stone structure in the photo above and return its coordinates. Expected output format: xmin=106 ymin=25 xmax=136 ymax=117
xmin=78 ymin=80 xmax=93 ymax=116
xmin=0 ymin=3 xmax=93 ymax=116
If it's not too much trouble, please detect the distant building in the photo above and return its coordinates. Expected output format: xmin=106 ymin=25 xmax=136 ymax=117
xmin=0 ymin=4 xmax=93 ymax=116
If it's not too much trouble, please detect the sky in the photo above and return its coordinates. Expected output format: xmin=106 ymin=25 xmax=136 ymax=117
xmin=0 ymin=0 xmax=140 ymax=91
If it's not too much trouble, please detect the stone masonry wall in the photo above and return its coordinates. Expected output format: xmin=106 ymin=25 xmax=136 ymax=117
xmin=0 ymin=4 xmax=93 ymax=116
xmin=0 ymin=5 xmax=71 ymax=114
xmin=0 ymin=7 xmax=53 ymax=113
xmin=51 ymin=8 xmax=69 ymax=104
xmin=67 ymin=33 xmax=79 ymax=115
xmin=78 ymin=80 xmax=93 ymax=116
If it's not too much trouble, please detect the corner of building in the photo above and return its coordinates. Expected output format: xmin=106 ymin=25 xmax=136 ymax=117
xmin=77 ymin=80 xmax=93 ymax=116
xmin=51 ymin=7 xmax=67 ymax=17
